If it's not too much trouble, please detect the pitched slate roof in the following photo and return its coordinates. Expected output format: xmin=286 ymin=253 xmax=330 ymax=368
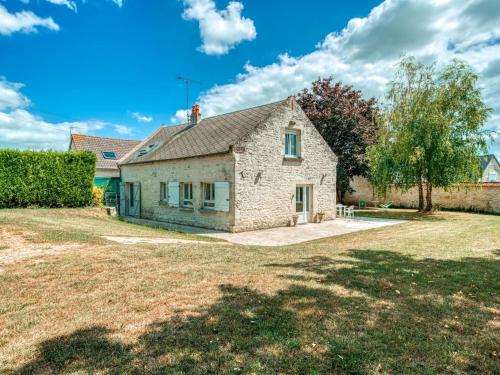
xmin=480 ymin=154 xmax=499 ymax=171
xmin=70 ymin=134 xmax=141 ymax=170
xmin=121 ymin=99 xmax=286 ymax=165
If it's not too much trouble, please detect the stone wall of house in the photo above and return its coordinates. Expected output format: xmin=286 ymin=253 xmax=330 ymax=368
xmin=120 ymin=154 xmax=235 ymax=231
xmin=345 ymin=176 xmax=500 ymax=214
xmin=232 ymin=98 xmax=337 ymax=232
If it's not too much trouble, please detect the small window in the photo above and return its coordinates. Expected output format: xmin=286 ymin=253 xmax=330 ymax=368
xmin=285 ymin=130 xmax=299 ymax=157
xmin=102 ymin=151 xmax=117 ymax=160
xmin=181 ymin=183 xmax=193 ymax=207
xmin=160 ymin=182 xmax=167 ymax=201
xmin=202 ymin=182 xmax=215 ymax=208
xmin=137 ymin=142 xmax=161 ymax=158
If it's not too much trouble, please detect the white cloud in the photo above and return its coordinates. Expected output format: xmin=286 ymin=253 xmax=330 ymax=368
xmin=182 ymin=0 xmax=256 ymax=55
xmin=169 ymin=109 xmax=189 ymax=124
xmin=113 ymin=124 xmax=133 ymax=135
xmin=182 ymin=0 xmax=499 ymax=157
xmin=0 ymin=77 xmax=130 ymax=150
xmin=0 ymin=108 xmax=104 ymax=150
xmin=0 ymin=78 xmax=30 ymax=110
xmin=130 ymin=111 xmax=153 ymax=123
xmin=45 ymin=0 xmax=78 ymax=12
xmin=0 ymin=4 xmax=59 ymax=35
xmin=7 ymin=0 xmax=124 ymax=19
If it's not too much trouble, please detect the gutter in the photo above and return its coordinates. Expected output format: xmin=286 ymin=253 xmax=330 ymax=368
xmin=121 ymin=150 xmax=233 ymax=167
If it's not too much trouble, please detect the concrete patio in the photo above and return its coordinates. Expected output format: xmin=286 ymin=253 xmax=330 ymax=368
xmin=203 ymin=217 xmax=406 ymax=246
xmin=122 ymin=216 xmax=406 ymax=246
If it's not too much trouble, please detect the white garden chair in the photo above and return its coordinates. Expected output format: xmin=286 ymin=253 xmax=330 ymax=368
xmin=344 ymin=205 xmax=355 ymax=219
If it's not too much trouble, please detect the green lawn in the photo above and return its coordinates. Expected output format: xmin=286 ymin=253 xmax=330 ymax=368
xmin=0 ymin=208 xmax=498 ymax=374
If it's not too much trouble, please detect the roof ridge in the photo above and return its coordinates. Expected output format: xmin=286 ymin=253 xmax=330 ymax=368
xmin=71 ymin=133 xmax=141 ymax=142
xmin=157 ymin=123 xmax=188 ymax=128
xmin=162 ymin=98 xmax=287 ymax=127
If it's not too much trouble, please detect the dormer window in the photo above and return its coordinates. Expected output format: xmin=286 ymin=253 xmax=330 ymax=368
xmin=102 ymin=151 xmax=117 ymax=160
xmin=137 ymin=142 xmax=161 ymax=158
xmin=285 ymin=130 xmax=299 ymax=158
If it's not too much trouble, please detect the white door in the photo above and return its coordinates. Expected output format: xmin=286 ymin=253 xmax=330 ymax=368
xmin=296 ymin=185 xmax=310 ymax=224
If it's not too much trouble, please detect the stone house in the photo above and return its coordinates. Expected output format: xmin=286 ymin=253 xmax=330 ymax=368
xmin=118 ymin=97 xmax=337 ymax=232
xmin=480 ymin=154 xmax=499 ymax=182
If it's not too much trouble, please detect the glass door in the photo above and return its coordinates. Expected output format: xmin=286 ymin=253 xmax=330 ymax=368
xmin=296 ymin=186 xmax=310 ymax=224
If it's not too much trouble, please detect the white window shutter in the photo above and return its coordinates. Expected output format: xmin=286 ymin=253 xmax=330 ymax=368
xmin=168 ymin=181 xmax=179 ymax=207
xmin=214 ymin=181 xmax=230 ymax=212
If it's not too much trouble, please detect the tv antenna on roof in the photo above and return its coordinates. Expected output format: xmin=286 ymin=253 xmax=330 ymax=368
xmin=177 ymin=76 xmax=201 ymax=122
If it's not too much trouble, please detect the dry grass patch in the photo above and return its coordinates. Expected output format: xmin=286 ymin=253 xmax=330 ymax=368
xmin=0 ymin=208 xmax=498 ymax=374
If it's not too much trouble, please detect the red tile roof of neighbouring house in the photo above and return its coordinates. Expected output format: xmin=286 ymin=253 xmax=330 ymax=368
xmin=69 ymin=134 xmax=141 ymax=170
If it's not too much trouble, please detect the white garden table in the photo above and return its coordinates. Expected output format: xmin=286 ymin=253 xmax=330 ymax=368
xmin=336 ymin=204 xmax=346 ymax=217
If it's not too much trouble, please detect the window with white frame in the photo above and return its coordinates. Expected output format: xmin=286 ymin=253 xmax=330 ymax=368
xmin=181 ymin=182 xmax=193 ymax=207
xmin=202 ymin=182 xmax=215 ymax=208
xmin=160 ymin=182 xmax=167 ymax=202
xmin=285 ymin=130 xmax=299 ymax=157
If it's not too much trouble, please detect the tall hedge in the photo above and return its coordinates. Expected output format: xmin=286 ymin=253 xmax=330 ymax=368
xmin=0 ymin=150 xmax=96 ymax=208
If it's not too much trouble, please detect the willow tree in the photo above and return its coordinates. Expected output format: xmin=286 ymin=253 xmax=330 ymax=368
xmin=368 ymin=57 xmax=491 ymax=212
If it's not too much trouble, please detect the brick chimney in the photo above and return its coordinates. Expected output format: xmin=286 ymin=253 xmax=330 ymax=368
xmin=190 ymin=104 xmax=201 ymax=125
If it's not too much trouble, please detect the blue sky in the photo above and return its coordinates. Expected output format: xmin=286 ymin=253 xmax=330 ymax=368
xmin=0 ymin=0 xmax=499 ymax=157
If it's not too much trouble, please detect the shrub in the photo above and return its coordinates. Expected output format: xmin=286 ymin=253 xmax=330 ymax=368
xmin=0 ymin=149 xmax=96 ymax=208
xmin=92 ymin=186 xmax=104 ymax=207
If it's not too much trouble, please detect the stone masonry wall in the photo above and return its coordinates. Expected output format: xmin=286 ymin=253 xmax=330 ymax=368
xmin=120 ymin=154 xmax=235 ymax=231
xmin=345 ymin=176 xmax=500 ymax=214
xmin=232 ymin=98 xmax=337 ymax=232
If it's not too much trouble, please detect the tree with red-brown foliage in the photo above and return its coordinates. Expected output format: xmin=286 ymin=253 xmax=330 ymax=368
xmin=296 ymin=77 xmax=379 ymax=202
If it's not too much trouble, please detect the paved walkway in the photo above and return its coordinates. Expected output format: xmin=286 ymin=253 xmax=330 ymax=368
xmin=205 ymin=217 xmax=406 ymax=246
xmin=122 ymin=216 xmax=406 ymax=246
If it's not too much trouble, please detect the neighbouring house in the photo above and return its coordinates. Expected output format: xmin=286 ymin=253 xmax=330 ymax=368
xmin=118 ymin=97 xmax=337 ymax=232
xmin=69 ymin=133 xmax=141 ymax=180
xmin=69 ymin=134 xmax=141 ymax=204
xmin=480 ymin=154 xmax=500 ymax=183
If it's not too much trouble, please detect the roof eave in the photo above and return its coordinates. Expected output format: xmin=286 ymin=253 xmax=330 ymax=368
xmin=120 ymin=149 xmax=233 ymax=166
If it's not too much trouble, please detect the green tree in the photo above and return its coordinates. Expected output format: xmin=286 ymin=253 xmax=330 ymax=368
xmin=368 ymin=57 xmax=491 ymax=212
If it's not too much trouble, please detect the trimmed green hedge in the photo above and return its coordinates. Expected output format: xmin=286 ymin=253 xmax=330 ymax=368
xmin=0 ymin=150 xmax=96 ymax=208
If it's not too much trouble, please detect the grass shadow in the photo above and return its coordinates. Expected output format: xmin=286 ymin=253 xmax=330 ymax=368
xmin=355 ymin=208 xmax=446 ymax=221
xmin=10 ymin=251 xmax=500 ymax=374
